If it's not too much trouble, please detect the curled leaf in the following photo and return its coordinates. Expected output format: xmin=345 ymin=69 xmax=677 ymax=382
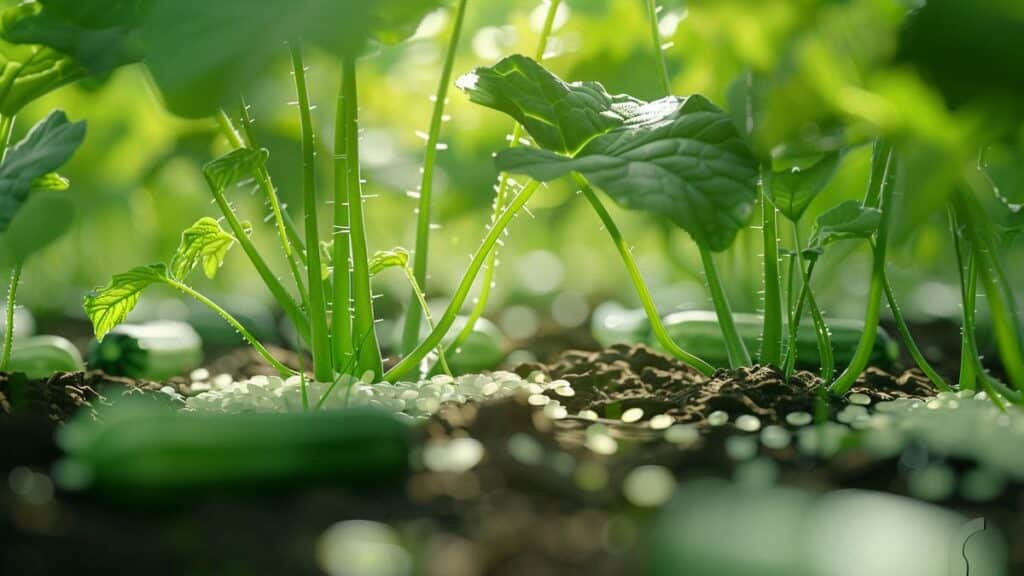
xmin=169 ymin=217 xmax=236 ymax=280
xmin=807 ymin=200 xmax=882 ymax=249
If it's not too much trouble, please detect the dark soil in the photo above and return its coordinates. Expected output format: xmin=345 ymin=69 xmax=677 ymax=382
xmin=1 ymin=345 xmax=1020 ymax=575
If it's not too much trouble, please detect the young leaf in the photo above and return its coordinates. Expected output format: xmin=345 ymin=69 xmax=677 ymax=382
xmin=0 ymin=43 xmax=86 ymax=114
xmin=203 ymin=147 xmax=268 ymax=192
xmin=462 ymin=56 xmax=758 ymax=252
xmin=0 ymin=0 xmax=145 ymax=75
xmin=83 ymin=264 xmax=169 ymax=340
xmin=0 ymin=110 xmax=86 ymax=231
xmin=368 ymin=248 xmax=410 ymax=277
xmin=30 ymin=172 xmax=70 ymax=192
xmin=169 ymin=217 xmax=236 ymax=280
xmin=807 ymin=200 xmax=882 ymax=248
xmin=765 ymin=151 xmax=840 ymax=222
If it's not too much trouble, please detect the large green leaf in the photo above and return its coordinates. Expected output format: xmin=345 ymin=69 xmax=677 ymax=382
xmin=807 ymin=200 xmax=881 ymax=249
xmin=140 ymin=0 xmax=442 ymax=118
xmin=463 ymin=56 xmax=758 ymax=251
xmin=83 ymin=264 xmax=168 ymax=340
xmin=169 ymin=217 xmax=236 ymax=280
xmin=0 ymin=0 xmax=144 ymax=75
xmin=765 ymin=152 xmax=840 ymax=222
xmin=0 ymin=110 xmax=86 ymax=232
xmin=0 ymin=192 xmax=73 ymax=267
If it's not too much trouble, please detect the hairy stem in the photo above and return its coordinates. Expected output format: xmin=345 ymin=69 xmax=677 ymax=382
xmin=386 ymin=181 xmax=541 ymax=382
xmin=450 ymin=0 xmax=562 ymax=351
xmin=699 ymin=244 xmax=752 ymax=368
xmin=760 ymin=181 xmax=783 ymax=366
xmin=958 ymin=249 xmax=978 ymax=390
xmin=289 ymin=41 xmax=334 ymax=382
xmin=332 ymin=65 xmax=354 ymax=370
xmin=402 ymin=266 xmax=452 ymax=377
xmin=218 ymin=106 xmax=311 ymax=316
xmin=166 ymin=278 xmax=292 ymax=375
xmin=645 ymin=0 xmax=672 ymax=95
xmin=0 ymin=265 xmax=21 ymax=371
xmin=575 ymin=174 xmax=714 ymax=375
xmin=804 ymin=262 xmax=834 ymax=383
xmin=340 ymin=53 xmax=384 ymax=379
xmin=403 ymin=0 xmax=470 ymax=354
xmin=831 ymin=141 xmax=895 ymax=395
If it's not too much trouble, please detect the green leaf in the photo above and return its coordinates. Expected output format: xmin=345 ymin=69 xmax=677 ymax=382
xmin=0 ymin=192 xmax=73 ymax=267
xmin=0 ymin=0 xmax=145 ymax=75
xmin=203 ymin=147 xmax=268 ymax=192
xmin=30 ymin=171 xmax=69 ymax=192
xmin=808 ymin=200 xmax=882 ymax=249
xmin=140 ymin=0 xmax=441 ymax=118
xmin=169 ymin=217 xmax=236 ymax=280
xmin=83 ymin=264 xmax=169 ymax=341
xmin=466 ymin=56 xmax=758 ymax=251
xmin=457 ymin=54 xmax=643 ymax=155
xmin=0 ymin=110 xmax=86 ymax=232
xmin=765 ymin=152 xmax=840 ymax=222
xmin=368 ymin=248 xmax=410 ymax=277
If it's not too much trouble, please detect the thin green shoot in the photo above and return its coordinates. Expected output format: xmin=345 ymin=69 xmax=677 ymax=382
xmin=760 ymin=185 xmax=784 ymax=366
xmin=958 ymin=249 xmax=977 ymax=390
xmin=387 ymin=180 xmax=542 ymax=382
xmin=403 ymin=0 xmax=470 ymax=354
xmin=698 ymin=244 xmax=752 ymax=368
xmin=880 ymin=264 xmax=950 ymax=391
xmin=574 ymin=173 xmax=715 ymax=375
xmin=289 ymin=40 xmax=334 ymax=382
xmin=1 ymin=264 xmax=21 ymax=371
xmin=645 ymin=0 xmax=672 ymax=95
xmin=831 ymin=141 xmax=895 ymax=395
xmin=449 ymin=0 xmax=562 ymax=352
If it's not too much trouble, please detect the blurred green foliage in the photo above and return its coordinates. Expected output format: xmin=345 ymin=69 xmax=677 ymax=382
xmin=6 ymin=0 xmax=1022 ymax=348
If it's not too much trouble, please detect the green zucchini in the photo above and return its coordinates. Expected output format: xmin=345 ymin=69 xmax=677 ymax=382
xmin=89 ymin=320 xmax=203 ymax=380
xmin=54 ymin=401 xmax=413 ymax=496
xmin=656 ymin=310 xmax=898 ymax=369
xmin=6 ymin=335 xmax=84 ymax=377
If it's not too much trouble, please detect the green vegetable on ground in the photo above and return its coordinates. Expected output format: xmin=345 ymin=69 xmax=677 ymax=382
xmin=89 ymin=320 xmax=202 ymax=381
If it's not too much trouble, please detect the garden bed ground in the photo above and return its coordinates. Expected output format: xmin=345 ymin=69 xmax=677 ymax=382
xmin=1 ymin=345 xmax=1020 ymax=575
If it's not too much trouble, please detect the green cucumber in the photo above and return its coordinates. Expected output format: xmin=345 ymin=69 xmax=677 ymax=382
xmin=6 ymin=335 xmax=84 ymax=377
xmin=55 ymin=401 xmax=412 ymax=496
xmin=657 ymin=310 xmax=898 ymax=370
xmin=89 ymin=320 xmax=203 ymax=380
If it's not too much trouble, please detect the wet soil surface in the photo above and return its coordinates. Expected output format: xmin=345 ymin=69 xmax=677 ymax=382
xmin=2 ymin=345 xmax=1021 ymax=575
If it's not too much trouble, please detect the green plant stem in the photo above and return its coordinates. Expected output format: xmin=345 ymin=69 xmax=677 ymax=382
xmin=759 ymin=181 xmax=783 ymax=366
xmin=645 ymin=0 xmax=671 ymax=94
xmin=402 ymin=0 xmax=470 ymax=354
xmin=0 ymin=265 xmax=21 ymax=371
xmin=0 ymin=114 xmax=16 ymax=373
xmin=803 ymin=264 xmax=834 ymax=383
xmin=949 ymin=205 xmax=1022 ymax=406
xmin=386 ymin=180 xmax=541 ymax=382
xmin=289 ymin=41 xmax=334 ymax=382
xmin=401 ymin=266 xmax=452 ymax=377
xmin=166 ymin=278 xmax=292 ymax=375
xmin=574 ymin=174 xmax=714 ymax=375
xmin=831 ymin=142 xmax=895 ymax=395
xmin=958 ymin=250 xmax=978 ymax=390
xmin=216 ymin=108 xmax=307 ymax=257
xmin=449 ymin=0 xmax=562 ymax=352
xmin=331 ymin=68 xmax=354 ymax=371
xmin=880 ymin=266 xmax=950 ymax=391
xmin=205 ymin=179 xmax=311 ymax=342
xmin=698 ymin=244 xmax=752 ymax=368
xmin=957 ymin=191 xmax=1024 ymax=391
xmin=340 ymin=53 xmax=384 ymax=379
xmin=217 ymin=107 xmax=311 ymax=316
